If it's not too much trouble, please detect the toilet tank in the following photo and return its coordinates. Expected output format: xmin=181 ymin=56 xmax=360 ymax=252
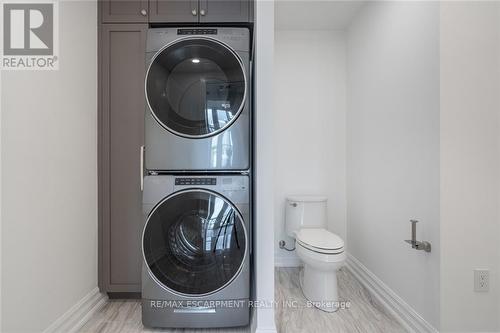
xmin=285 ymin=196 xmax=327 ymax=238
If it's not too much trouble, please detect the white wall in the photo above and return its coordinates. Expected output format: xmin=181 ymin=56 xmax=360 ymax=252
xmin=346 ymin=2 xmax=440 ymax=329
xmin=275 ymin=1 xmax=364 ymax=31
xmin=440 ymin=2 xmax=500 ymax=331
xmin=1 ymin=1 xmax=98 ymax=332
xmin=253 ymin=0 xmax=276 ymax=332
xmin=273 ymin=30 xmax=347 ymax=266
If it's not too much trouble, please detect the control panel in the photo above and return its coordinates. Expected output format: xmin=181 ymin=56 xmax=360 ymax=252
xmin=178 ymin=28 xmax=217 ymax=35
xmin=175 ymin=177 xmax=217 ymax=186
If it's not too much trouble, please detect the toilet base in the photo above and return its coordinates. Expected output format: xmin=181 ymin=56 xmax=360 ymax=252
xmin=299 ymin=265 xmax=341 ymax=313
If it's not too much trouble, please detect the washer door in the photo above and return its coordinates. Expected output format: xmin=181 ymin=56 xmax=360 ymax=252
xmin=143 ymin=189 xmax=247 ymax=296
xmin=145 ymin=37 xmax=247 ymax=138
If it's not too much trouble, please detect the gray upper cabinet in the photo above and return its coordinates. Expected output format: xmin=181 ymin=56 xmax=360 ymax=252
xmin=101 ymin=0 xmax=253 ymax=24
xmin=199 ymin=0 xmax=250 ymax=22
xmin=149 ymin=0 xmax=199 ymax=23
xmin=99 ymin=24 xmax=147 ymax=293
xmin=101 ymin=0 xmax=149 ymax=23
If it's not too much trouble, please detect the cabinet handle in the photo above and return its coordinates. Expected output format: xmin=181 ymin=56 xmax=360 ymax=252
xmin=140 ymin=145 xmax=144 ymax=191
xmin=140 ymin=9 xmax=147 ymax=16
xmin=191 ymin=9 xmax=197 ymax=16
xmin=200 ymin=9 xmax=206 ymax=16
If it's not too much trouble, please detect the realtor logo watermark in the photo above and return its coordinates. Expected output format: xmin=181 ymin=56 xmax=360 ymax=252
xmin=1 ymin=1 xmax=59 ymax=70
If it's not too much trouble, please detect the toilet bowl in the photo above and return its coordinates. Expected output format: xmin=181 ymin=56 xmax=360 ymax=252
xmin=285 ymin=196 xmax=346 ymax=313
xmin=295 ymin=228 xmax=345 ymax=312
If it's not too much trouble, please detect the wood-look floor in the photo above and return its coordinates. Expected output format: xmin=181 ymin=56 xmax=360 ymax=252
xmin=275 ymin=267 xmax=406 ymax=333
xmin=78 ymin=299 xmax=249 ymax=333
xmin=79 ymin=267 xmax=405 ymax=333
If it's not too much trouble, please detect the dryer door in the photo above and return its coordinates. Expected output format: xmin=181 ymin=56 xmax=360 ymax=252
xmin=145 ymin=37 xmax=247 ymax=139
xmin=143 ymin=189 xmax=247 ymax=296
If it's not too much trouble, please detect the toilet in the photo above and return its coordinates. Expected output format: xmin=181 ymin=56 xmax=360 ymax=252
xmin=285 ymin=196 xmax=346 ymax=312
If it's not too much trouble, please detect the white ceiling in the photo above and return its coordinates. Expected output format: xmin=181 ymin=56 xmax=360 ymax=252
xmin=275 ymin=1 xmax=366 ymax=31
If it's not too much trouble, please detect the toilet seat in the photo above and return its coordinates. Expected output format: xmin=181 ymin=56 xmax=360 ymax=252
xmin=296 ymin=228 xmax=344 ymax=255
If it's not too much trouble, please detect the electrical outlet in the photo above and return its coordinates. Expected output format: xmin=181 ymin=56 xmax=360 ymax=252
xmin=474 ymin=269 xmax=489 ymax=292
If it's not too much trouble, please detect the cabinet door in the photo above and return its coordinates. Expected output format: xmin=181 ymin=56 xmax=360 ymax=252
xmin=149 ymin=0 xmax=199 ymax=23
xmin=199 ymin=0 xmax=250 ymax=23
xmin=100 ymin=24 xmax=147 ymax=293
xmin=101 ymin=0 xmax=149 ymax=23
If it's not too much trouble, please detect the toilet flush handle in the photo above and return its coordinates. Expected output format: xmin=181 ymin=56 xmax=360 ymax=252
xmin=289 ymin=202 xmax=297 ymax=207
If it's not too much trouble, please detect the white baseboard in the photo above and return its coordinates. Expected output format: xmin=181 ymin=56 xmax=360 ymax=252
xmin=255 ymin=328 xmax=278 ymax=333
xmin=43 ymin=287 xmax=108 ymax=333
xmin=346 ymin=254 xmax=438 ymax=333
xmin=274 ymin=255 xmax=301 ymax=267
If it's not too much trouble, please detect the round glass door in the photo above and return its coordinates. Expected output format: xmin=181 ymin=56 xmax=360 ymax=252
xmin=145 ymin=37 xmax=247 ymax=138
xmin=143 ymin=189 xmax=247 ymax=296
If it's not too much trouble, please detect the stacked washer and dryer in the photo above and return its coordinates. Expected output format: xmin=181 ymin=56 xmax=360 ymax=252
xmin=141 ymin=27 xmax=252 ymax=328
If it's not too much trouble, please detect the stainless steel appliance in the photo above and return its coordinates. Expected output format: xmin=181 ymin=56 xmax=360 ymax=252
xmin=141 ymin=175 xmax=250 ymax=328
xmin=144 ymin=27 xmax=251 ymax=172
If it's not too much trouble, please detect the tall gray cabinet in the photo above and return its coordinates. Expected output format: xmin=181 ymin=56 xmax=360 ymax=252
xmin=99 ymin=24 xmax=147 ymax=293
xmin=98 ymin=0 xmax=253 ymax=295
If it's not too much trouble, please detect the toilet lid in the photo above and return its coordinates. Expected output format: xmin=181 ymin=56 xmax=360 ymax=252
xmin=296 ymin=229 xmax=344 ymax=251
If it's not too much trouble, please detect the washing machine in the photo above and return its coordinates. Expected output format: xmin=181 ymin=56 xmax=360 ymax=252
xmin=141 ymin=175 xmax=251 ymax=328
xmin=145 ymin=27 xmax=251 ymax=172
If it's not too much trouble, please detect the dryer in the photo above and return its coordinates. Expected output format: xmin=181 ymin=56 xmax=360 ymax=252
xmin=145 ymin=27 xmax=251 ymax=172
xmin=141 ymin=175 xmax=250 ymax=328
